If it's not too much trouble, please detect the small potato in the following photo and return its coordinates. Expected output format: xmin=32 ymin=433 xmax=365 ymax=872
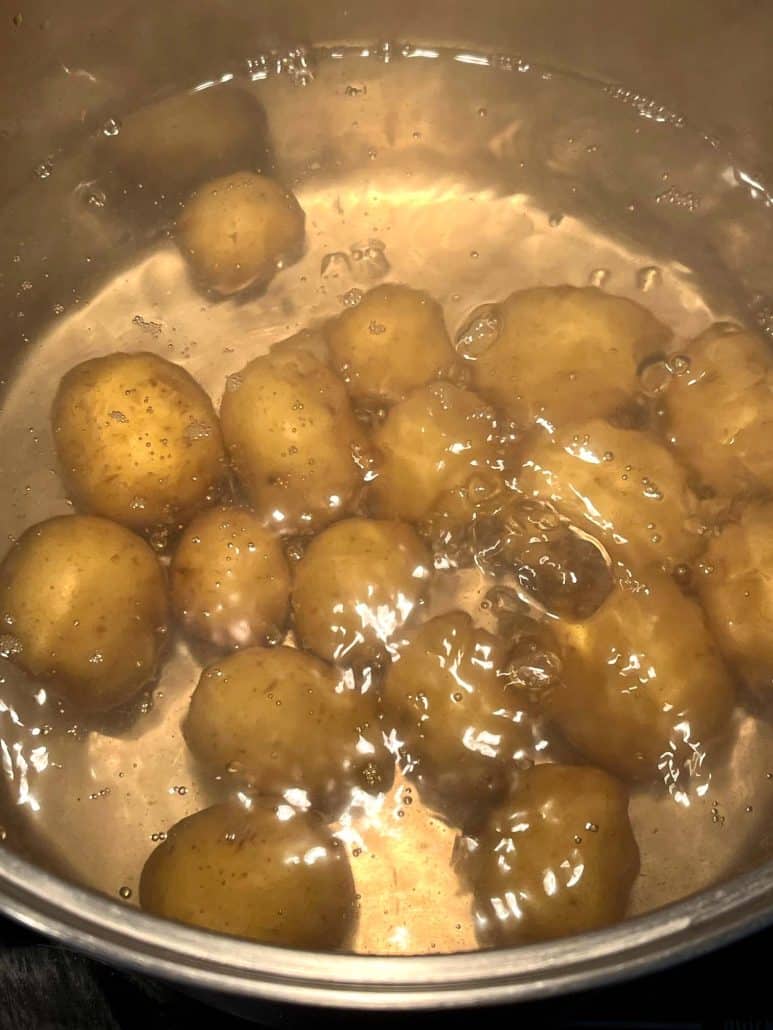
xmin=325 ymin=284 xmax=458 ymax=405
xmin=185 ymin=646 xmax=393 ymax=812
xmin=52 ymin=351 xmax=225 ymax=533
xmin=369 ymin=382 xmax=507 ymax=523
xmin=220 ymin=347 xmax=367 ymax=533
xmin=548 ymin=571 xmax=735 ymax=780
xmin=140 ymin=801 xmax=356 ymax=948
xmin=465 ymin=286 xmax=670 ymax=427
xmin=170 ymin=507 xmax=290 ymax=649
xmin=0 ymin=516 xmax=167 ymax=712
xmin=663 ymin=325 xmax=773 ymax=498
xmin=697 ymin=502 xmax=773 ymax=690
xmin=292 ymin=518 xmax=431 ymax=666
xmin=464 ymin=764 xmax=639 ymax=945
xmin=518 ymin=418 xmax=703 ymax=568
xmin=383 ymin=612 xmax=531 ymax=811
xmin=177 ymin=171 xmax=305 ymax=296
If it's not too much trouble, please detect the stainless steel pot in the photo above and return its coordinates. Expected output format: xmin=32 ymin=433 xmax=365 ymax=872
xmin=1 ymin=0 xmax=773 ymax=1010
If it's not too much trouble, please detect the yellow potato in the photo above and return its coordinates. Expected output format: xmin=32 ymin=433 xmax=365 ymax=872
xmin=663 ymin=325 xmax=773 ymax=498
xmin=383 ymin=612 xmax=531 ymax=811
xmin=291 ymin=518 xmax=431 ymax=666
xmin=466 ymin=286 xmax=670 ymax=427
xmin=185 ymin=646 xmax=393 ymax=813
xmin=176 ymin=171 xmax=305 ymax=296
xmin=325 ymin=284 xmax=458 ymax=405
xmin=517 ymin=418 xmax=703 ymax=569
xmin=140 ymin=801 xmax=356 ymax=948
xmin=369 ymin=382 xmax=507 ymax=523
xmin=697 ymin=502 xmax=773 ymax=689
xmin=465 ymin=764 xmax=639 ymax=945
xmin=170 ymin=507 xmax=290 ymax=648
xmin=0 ymin=515 xmax=168 ymax=712
xmin=220 ymin=347 xmax=367 ymax=533
xmin=548 ymin=571 xmax=735 ymax=780
xmin=52 ymin=351 xmax=225 ymax=533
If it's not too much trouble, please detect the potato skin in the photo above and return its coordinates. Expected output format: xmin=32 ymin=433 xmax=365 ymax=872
xmin=697 ymin=501 xmax=773 ymax=689
xmin=220 ymin=347 xmax=367 ymax=534
xmin=176 ymin=171 xmax=304 ymax=296
xmin=170 ymin=507 xmax=290 ymax=649
xmin=465 ymin=764 xmax=639 ymax=945
xmin=185 ymin=646 xmax=393 ymax=812
xmin=663 ymin=325 xmax=773 ymax=498
xmin=52 ymin=351 xmax=225 ymax=533
xmin=140 ymin=801 xmax=356 ymax=948
xmin=467 ymin=286 xmax=670 ymax=427
xmin=548 ymin=571 xmax=735 ymax=780
xmin=0 ymin=515 xmax=168 ymax=712
xmin=291 ymin=518 xmax=431 ymax=665
xmin=369 ymin=382 xmax=506 ymax=524
xmin=325 ymin=284 xmax=457 ymax=405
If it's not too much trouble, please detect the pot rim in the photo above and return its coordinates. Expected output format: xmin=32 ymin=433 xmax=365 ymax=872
xmin=0 ymin=845 xmax=770 ymax=1008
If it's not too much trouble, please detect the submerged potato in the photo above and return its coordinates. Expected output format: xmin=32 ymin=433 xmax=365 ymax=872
xmin=0 ymin=516 xmax=167 ymax=712
xmin=466 ymin=286 xmax=670 ymax=427
xmin=518 ymin=418 xmax=702 ymax=568
xmin=292 ymin=518 xmax=431 ymax=665
xmin=548 ymin=571 xmax=735 ymax=780
xmin=177 ymin=171 xmax=305 ymax=296
xmin=220 ymin=347 xmax=367 ymax=533
xmin=663 ymin=325 xmax=773 ymax=498
xmin=170 ymin=507 xmax=290 ymax=648
xmin=325 ymin=284 xmax=458 ymax=405
xmin=185 ymin=646 xmax=393 ymax=812
xmin=697 ymin=502 xmax=773 ymax=690
xmin=52 ymin=351 xmax=225 ymax=532
xmin=140 ymin=801 xmax=356 ymax=948
xmin=369 ymin=382 xmax=506 ymax=523
xmin=465 ymin=764 xmax=639 ymax=945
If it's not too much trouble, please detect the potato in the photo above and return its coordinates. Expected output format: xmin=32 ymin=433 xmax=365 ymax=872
xmin=140 ymin=801 xmax=356 ymax=948
xmin=52 ymin=351 xmax=225 ymax=533
xmin=185 ymin=646 xmax=393 ymax=812
xmin=0 ymin=515 xmax=167 ymax=712
xmin=697 ymin=501 xmax=773 ymax=689
xmin=291 ymin=518 xmax=431 ymax=666
xmin=220 ymin=347 xmax=367 ymax=533
xmin=170 ymin=507 xmax=290 ymax=648
xmin=547 ymin=571 xmax=735 ymax=780
xmin=466 ymin=286 xmax=670 ymax=427
xmin=517 ymin=418 xmax=703 ymax=569
xmin=464 ymin=764 xmax=639 ymax=945
xmin=325 ymin=284 xmax=458 ymax=405
xmin=176 ymin=171 xmax=305 ymax=296
xmin=663 ymin=325 xmax=773 ymax=498
xmin=383 ymin=612 xmax=531 ymax=811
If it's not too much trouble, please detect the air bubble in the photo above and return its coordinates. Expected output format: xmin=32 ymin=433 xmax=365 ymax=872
xmin=0 ymin=634 xmax=22 ymax=659
xmin=102 ymin=117 xmax=122 ymax=137
xmin=118 ymin=886 xmax=132 ymax=899
xmin=345 ymin=83 xmax=367 ymax=97
xmin=588 ymin=268 xmax=610 ymax=288
xmin=548 ymin=212 xmax=564 ymax=227
xmin=34 ymin=161 xmax=53 ymax=180
xmin=341 ymin=288 xmax=364 ymax=307
xmin=637 ymin=266 xmax=661 ymax=292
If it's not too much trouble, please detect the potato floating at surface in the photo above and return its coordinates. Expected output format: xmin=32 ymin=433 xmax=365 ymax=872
xmin=465 ymin=286 xmax=670 ymax=427
xmin=170 ymin=507 xmax=290 ymax=649
xmin=0 ymin=516 xmax=167 ymax=712
xmin=464 ymin=764 xmax=639 ymax=945
xmin=140 ymin=801 xmax=356 ymax=948
xmin=186 ymin=646 xmax=393 ymax=811
xmin=369 ymin=382 xmax=506 ymax=523
xmin=518 ymin=418 xmax=703 ymax=568
xmin=325 ymin=284 xmax=458 ymax=405
xmin=292 ymin=517 xmax=430 ymax=665
xmin=52 ymin=351 xmax=225 ymax=532
xmin=697 ymin=502 xmax=773 ymax=689
xmin=548 ymin=571 xmax=735 ymax=780
xmin=220 ymin=347 xmax=367 ymax=533
xmin=177 ymin=171 xmax=304 ymax=296
xmin=663 ymin=325 xmax=773 ymax=498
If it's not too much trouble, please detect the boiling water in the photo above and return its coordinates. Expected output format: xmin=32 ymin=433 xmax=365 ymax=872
xmin=1 ymin=45 xmax=773 ymax=955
